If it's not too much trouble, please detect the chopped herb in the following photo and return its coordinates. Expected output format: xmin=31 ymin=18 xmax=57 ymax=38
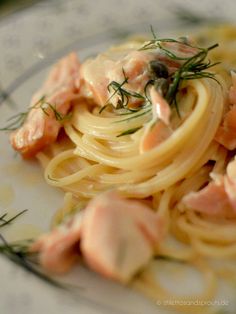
xmin=0 ymin=209 xmax=28 ymax=228
xmin=165 ymin=43 xmax=220 ymax=106
xmin=0 ymin=208 xmax=65 ymax=288
xmin=113 ymin=107 xmax=152 ymax=124
xmin=99 ymin=69 xmax=152 ymax=138
xmin=101 ymin=28 xmax=219 ymax=133
xmin=116 ymin=126 xmax=142 ymax=137
xmin=40 ymin=101 xmax=72 ymax=122
xmin=0 ymin=209 xmax=82 ymax=290
xmin=0 ymin=111 xmax=28 ymax=131
xmin=100 ymin=68 xmax=146 ymax=112
xmin=140 ymin=29 xmax=220 ymax=114
xmin=0 ymin=95 xmax=71 ymax=132
xmin=155 ymin=255 xmax=185 ymax=264
xmin=0 ymin=234 xmax=65 ymax=289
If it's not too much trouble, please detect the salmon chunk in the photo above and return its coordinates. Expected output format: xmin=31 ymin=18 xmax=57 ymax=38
xmin=31 ymin=212 xmax=83 ymax=273
xmin=31 ymin=191 xmax=164 ymax=282
xmin=10 ymin=52 xmax=81 ymax=158
xmin=215 ymin=72 xmax=236 ymax=150
xmin=81 ymin=191 xmax=163 ymax=283
xmin=80 ymin=40 xmax=196 ymax=109
xmin=182 ymin=158 xmax=236 ymax=218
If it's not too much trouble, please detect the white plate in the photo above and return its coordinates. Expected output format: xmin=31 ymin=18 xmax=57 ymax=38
xmin=0 ymin=1 xmax=236 ymax=313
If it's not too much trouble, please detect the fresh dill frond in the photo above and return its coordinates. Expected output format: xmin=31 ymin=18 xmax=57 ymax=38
xmin=0 ymin=209 xmax=70 ymax=290
xmin=102 ymin=29 xmax=219 ymax=130
xmin=155 ymin=255 xmax=186 ymax=264
xmin=140 ymin=36 xmax=198 ymax=60
xmin=105 ymin=68 xmax=146 ymax=111
xmin=33 ymin=96 xmax=72 ymax=122
xmin=113 ymin=107 xmax=152 ymax=124
xmin=165 ymin=43 xmax=220 ymax=106
xmin=1 ymin=97 xmax=45 ymax=132
xmin=0 ymin=95 xmax=71 ymax=132
xmin=106 ymin=68 xmax=129 ymax=106
xmin=40 ymin=101 xmax=72 ymax=122
xmin=99 ymin=69 xmax=151 ymax=137
xmin=0 ymin=209 xmax=28 ymax=228
xmin=116 ymin=126 xmax=142 ymax=137
xmin=140 ymin=28 xmax=220 ymax=113
xmin=0 ymin=111 xmax=29 ymax=131
xmin=0 ymin=235 xmax=65 ymax=289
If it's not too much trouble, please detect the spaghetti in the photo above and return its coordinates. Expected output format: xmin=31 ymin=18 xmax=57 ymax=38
xmin=6 ymin=24 xmax=236 ymax=313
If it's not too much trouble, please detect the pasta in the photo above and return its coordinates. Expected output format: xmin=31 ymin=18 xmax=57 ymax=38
xmin=4 ymin=24 xmax=236 ymax=313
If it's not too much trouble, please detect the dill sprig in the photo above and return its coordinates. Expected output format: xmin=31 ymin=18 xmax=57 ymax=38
xmin=0 ymin=209 xmax=71 ymax=289
xmin=114 ymin=107 xmax=152 ymax=123
xmin=155 ymin=255 xmax=186 ymax=264
xmin=140 ymin=39 xmax=191 ymax=59
xmin=165 ymin=43 xmax=220 ymax=106
xmin=99 ymin=69 xmax=146 ymax=114
xmin=0 ymin=111 xmax=29 ymax=131
xmin=0 ymin=235 xmax=65 ymax=289
xmin=138 ymin=31 xmax=219 ymax=116
xmin=101 ymin=29 xmax=219 ymax=137
xmin=0 ymin=209 xmax=28 ymax=228
xmin=40 ymin=100 xmax=72 ymax=122
xmin=99 ymin=68 xmax=153 ymax=129
xmin=0 ymin=96 xmax=71 ymax=131
xmin=0 ymin=209 xmax=65 ymax=288
xmin=116 ymin=126 xmax=142 ymax=137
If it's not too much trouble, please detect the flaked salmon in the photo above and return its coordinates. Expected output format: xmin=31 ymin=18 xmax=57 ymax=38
xmin=10 ymin=52 xmax=81 ymax=158
xmin=182 ymin=158 xmax=236 ymax=217
xmin=31 ymin=191 xmax=164 ymax=282
xmin=215 ymin=71 xmax=236 ymax=150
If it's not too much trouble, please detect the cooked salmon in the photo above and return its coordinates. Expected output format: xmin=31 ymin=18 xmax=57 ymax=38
xmin=10 ymin=39 xmax=198 ymax=158
xmin=182 ymin=158 xmax=236 ymax=217
xmin=215 ymin=71 xmax=236 ymax=150
xmin=80 ymin=40 xmax=196 ymax=108
xmin=10 ymin=52 xmax=81 ymax=158
xmin=140 ymin=120 xmax=172 ymax=153
xmin=31 ymin=191 xmax=164 ymax=282
xmin=30 ymin=212 xmax=83 ymax=273
xmin=81 ymin=191 xmax=163 ymax=283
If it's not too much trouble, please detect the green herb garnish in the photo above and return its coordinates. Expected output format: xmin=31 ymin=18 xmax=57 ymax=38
xmin=140 ymin=29 xmax=220 ymax=104
xmin=0 ymin=208 xmax=66 ymax=289
xmin=116 ymin=126 xmax=142 ymax=137
xmin=102 ymin=28 xmax=219 ymax=134
xmin=155 ymin=255 xmax=186 ymax=263
xmin=114 ymin=107 xmax=152 ymax=124
xmin=164 ymin=43 xmax=220 ymax=107
xmin=0 ymin=209 xmax=80 ymax=290
xmin=99 ymin=69 xmax=146 ymax=114
xmin=0 ymin=96 xmax=71 ymax=131
xmin=0 ymin=235 xmax=65 ymax=289
xmin=0 ymin=111 xmax=29 ymax=131
xmin=0 ymin=209 xmax=28 ymax=228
